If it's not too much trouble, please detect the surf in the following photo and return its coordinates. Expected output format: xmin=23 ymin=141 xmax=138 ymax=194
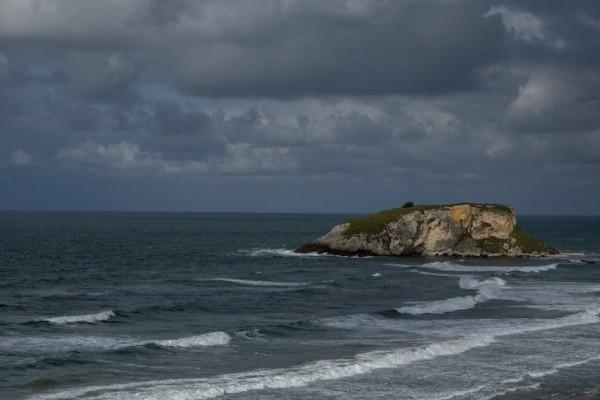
xmin=388 ymin=261 xmax=558 ymax=273
xmin=395 ymin=276 xmax=506 ymax=315
xmin=31 ymin=308 xmax=600 ymax=400
xmin=204 ymin=278 xmax=309 ymax=287
xmin=143 ymin=332 xmax=231 ymax=348
xmin=3 ymin=332 xmax=232 ymax=355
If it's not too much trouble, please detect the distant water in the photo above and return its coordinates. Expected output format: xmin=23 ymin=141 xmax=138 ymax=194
xmin=1 ymin=212 xmax=599 ymax=400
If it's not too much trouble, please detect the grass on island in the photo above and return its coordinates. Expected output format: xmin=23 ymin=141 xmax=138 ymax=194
xmin=344 ymin=205 xmax=438 ymax=237
xmin=344 ymin=203 xmax=513 ymax=238
xmin=467 ymin=224 xmax=556 ymax=254
xmin=475 ymin=236 xmax=507 ymax=254
xmin=510 ymin=224 xmax=557 ymax=253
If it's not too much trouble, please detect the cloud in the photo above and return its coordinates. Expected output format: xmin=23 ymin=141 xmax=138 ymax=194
xmin=55 ymin=139 xmax=297 ymax=176
xmin=0 ymin=1 xmax=504 ymax=98
xmin=484 ymin=5 xmax=565 ymax=50
xmin=0 ymin=1 xmax=599 ymax=213
xmin=506 ymin=67 xmax=600 ymax=132
xmin=577 ymin=13 xmax=600 ymax=31
xmin=65 ymin=52 xmax=138 ymax=104
xmin=57 ymin=141 xmax=163 ymax=173
xmin=11 ymin=148 xmax=32 ymax=166
xmin=174 ymin=1 xmax=503 ymax=97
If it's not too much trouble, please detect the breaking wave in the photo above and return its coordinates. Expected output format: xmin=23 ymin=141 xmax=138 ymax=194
xmin=407 ymin=270 xmax=459 ymax=277
xmin=31 ymin=308 xmax=600 ymax=400
xmin=144 ymin=332 xmax=231 ymax=348
xmin=501 ymin=356 xmax=600 ymax=385
xmin=244 ymin=248 xmax=325 ymax=257
xmin=243 ymin=248 xmax=371 ymax=258
xmin=205 ymin=278 xmax=309 ymax=287
xmin=3 ymin=331 xmax=231 ymax=355
xmin=396 ymin=276 xmax=506 ymax=315
xmin=389 ymin=261 xmax=558 ymax=274
xmin=35 ymin=310 xmax=115 ymax=324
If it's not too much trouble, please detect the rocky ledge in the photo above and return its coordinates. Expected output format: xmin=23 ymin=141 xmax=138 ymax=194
xmin=295 ymin=203 xmax=558 ymax=257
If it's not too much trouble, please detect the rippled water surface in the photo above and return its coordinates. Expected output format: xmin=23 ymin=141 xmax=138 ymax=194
xmin=1 ymin=212 xmax=599 ymax=399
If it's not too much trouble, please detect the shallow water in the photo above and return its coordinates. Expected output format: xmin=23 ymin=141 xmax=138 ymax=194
xmin=1 ymin=212 xmax=599 ymax=399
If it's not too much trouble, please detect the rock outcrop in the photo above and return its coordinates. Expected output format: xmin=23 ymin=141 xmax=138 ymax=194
xmin=295 ymin=203 xmax=558 ymax=257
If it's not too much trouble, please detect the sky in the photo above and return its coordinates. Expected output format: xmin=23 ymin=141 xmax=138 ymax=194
xmin=0 ymin=0 xmax=599 ymax=215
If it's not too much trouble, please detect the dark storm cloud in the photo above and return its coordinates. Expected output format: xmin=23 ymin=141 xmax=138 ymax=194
xmin=65 ymin=53 xmax=139 ymax=105
xmin=0 ymin=0 xmax=506 ymax=98
xmin=175 ymin=2 xmax=504 ymax=97
xmin=148 ymin=101 xmax=226 ymax=159
xmin=1 ymin=0 xmax=600 ymax=213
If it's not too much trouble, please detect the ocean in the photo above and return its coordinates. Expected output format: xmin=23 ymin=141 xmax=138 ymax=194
xmin=1 ymin=212 xmax=599 ymax=400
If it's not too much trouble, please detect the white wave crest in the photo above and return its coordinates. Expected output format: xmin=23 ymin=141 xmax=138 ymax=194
xmin=206 ymin=278 xmax=308 ymax=287
xmin=37 ymin=310 xmax=115 ymax=324
xmin=388 ymin=261 xmax=558 ymax=273
xmin=146 ymin=332 xmax=231 ymax=348
xmin=4 ymin=332 xmax=231 ymax=355
xmin=31 ymin=308 xmax=600 ymax=400
xmin=407 ymin=270 xmax=458 ymax=277
xmin=477 ymin=383 xmax=541 ymax=400
xmin=318 ymin=313 xmax=399 ymax=330
xmin=501 ymin=355 xmax=600 ymax=384
xmin=243 ymin=248 xmax=371 ymax=258
xmin=396 ymin=276 xmax=506 ymax=315
xmin=245 ymin=248 xmax=324 ymax=257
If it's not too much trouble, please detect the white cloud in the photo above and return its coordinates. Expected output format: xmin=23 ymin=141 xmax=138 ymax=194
xmin=11 ymin=148 xmax=32 ymax=166
xmin=506 ymin=68 xmax=600 ymax=131
xmin=484 ymin=6 xmax=565 ymax=50
xmin=56 ymin=140 xmax=297 ymax=176
xmin=508 ymin=70 xmax=568 ymax=115
xmin=57 ymin=141 xmax=163 ymax=172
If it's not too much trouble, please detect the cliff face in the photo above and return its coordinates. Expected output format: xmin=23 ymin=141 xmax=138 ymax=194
xmin=295 ymin=203 xmax=558 ymax=257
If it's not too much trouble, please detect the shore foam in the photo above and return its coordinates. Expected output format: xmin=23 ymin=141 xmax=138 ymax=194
xmin=388 ymin=261 xmax=558 ymax=274
xmin=32 ymin=308 xmax=600 ymax=400
xmin=396 ymin=276 xmax=506 ymax=315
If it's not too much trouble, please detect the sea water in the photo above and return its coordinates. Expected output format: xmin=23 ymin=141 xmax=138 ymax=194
xmin=1 ymin=212 xmax=599 ymax=399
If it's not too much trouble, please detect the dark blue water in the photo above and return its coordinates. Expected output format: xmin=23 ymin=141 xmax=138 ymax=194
xmin=1 ymin=213 xmax=599 ymax=400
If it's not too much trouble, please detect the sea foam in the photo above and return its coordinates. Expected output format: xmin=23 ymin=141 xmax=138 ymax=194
xmin=388 ymin=261 xmax=558 ymax=274
xmin=245 ymin=248 xmax=324 ymax=257
xmin=501 ymin=355 xmax=600 ymax=385
xmin=395 ymin=276 xmax=506 ymax=315
xmin=36 ymin=310 xmax=115 ymax=324
xmin=244 ymin=248 xmax=371 ymax=258
xmin=4 ymin=331 xmax=232 ymax=355
xmin=31 ymin=308 xmax=600 ymax=400
xmin=145 ymin=332 xmax=231 ymax=348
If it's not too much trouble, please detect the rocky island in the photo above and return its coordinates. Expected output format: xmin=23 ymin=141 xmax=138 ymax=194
xmin=295 ymin=203 xmax=558 ymax=257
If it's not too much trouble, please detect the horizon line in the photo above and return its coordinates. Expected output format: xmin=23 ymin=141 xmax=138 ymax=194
xmin=0 ymin=209 xmax=598 ymax=217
